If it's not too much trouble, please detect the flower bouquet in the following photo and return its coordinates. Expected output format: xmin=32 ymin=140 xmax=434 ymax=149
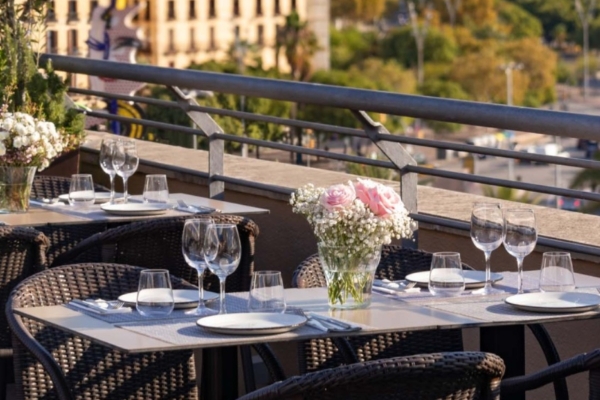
xmin=291 ymin=178 xmax=415 ymax=309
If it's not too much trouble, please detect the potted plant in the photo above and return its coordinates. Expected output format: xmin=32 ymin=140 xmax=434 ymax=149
xmin=0 ymin=0 xmax=85 ymax=212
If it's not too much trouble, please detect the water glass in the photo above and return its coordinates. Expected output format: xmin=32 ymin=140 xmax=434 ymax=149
xmin=136 ymin=269 xmax=175 ymax=317
xmin=143 ymin=174 xmax=169 ymax=203
xmin=68 ymin=174 xmax=95 ymax=207
xmin=428 ymin=252 xmax=465 ymax=297
xmin=539 ymin=252 xmax=576 ymax=292
xmin=248 ymin=271 xmax=286 ymax=313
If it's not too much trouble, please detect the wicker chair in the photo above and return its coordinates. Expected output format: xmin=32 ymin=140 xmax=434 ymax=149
xmin=292 ymin=245 xmax=567 ymax=398
xmin=31 ymin=175 xmax=112 ymax=266
xmin=239 ymin=351 xmax=505 ymax=400
xmin=6 ymin=263 xmax=198 ymax=400
xmin=0 ymin=227 xmax=48 ymax=400
xmin=501 ymin=348 xmax=600 ymax=400
xmin=49 ymin=214 xmax=259 ymax=293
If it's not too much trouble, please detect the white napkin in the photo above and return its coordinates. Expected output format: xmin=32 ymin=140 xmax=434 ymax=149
xmin=69 ymin=299 xmax=132 ymax=315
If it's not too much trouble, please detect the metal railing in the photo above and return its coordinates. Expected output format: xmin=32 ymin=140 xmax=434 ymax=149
xmin=42 ymin=54 xmax=600 ymax=252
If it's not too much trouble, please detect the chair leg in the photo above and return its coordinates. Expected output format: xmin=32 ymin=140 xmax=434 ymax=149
xmin=0 ymin=357 xmax=8 ymax=400
xmin=240 ymin=345 xmax=256 ymax=394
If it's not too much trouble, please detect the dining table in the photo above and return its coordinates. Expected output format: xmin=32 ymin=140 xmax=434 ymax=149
xmin=13 ymin=270 xmax=600 ymax=400
xmin=0 ymin=192 xmax=269 ymax=228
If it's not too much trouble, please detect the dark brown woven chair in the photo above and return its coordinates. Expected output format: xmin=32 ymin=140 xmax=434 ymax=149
xmin=31 ymin=175 xmax=112 ymax=266
xmin=6 ymin=263 xmax=198 ymax=400
xmin=239 ymin=351 xmax=505 ymax=400
xmin=49 ymin=214 xmax=259 ymax=293
xmin=0 ymin=227 xmax=48 ymax=400
xmin=501 ymin=348 xmax=600 ymax=400
xmin=292 ymin=245 xmax=567 ymax=398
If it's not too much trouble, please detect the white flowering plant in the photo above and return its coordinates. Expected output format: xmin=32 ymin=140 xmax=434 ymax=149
xmin=0 ymin=106 xmax=67 ymax=171
xmin=291 ymin=178 xmax=416 ymax=306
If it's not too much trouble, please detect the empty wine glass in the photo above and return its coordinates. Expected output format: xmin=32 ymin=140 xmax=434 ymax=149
xmin=182 ymin=218 xmax=217 ymax=316
xmin=470 ymin=202 xmax=505 ymax=295
xmin=204 ymin=224 xmax=241 ymax=314
xmin=112 ymin=140 xmax=139 ymax=203
xmin=503 ymin=208 xmax=537 ymax=294
xmin=99 ymin=138 xmax=118 ymax=204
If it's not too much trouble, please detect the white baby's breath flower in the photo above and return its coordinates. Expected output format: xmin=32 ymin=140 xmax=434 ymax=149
xmin=0 ymin=142 xmax=6 ymax=156
xmin=13 ymin=123 xmax=26 ymax=136
xmin=1 ymin=118 xmax=14 ymax=131
xmin=12 ymin=136 xmax=23 ymax=148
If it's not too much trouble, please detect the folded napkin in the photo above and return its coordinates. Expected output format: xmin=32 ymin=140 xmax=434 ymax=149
xmin=69 ymin=299 xmax=132 ymax=315
xmin=305 ymin=313 xmax=362 ymax=333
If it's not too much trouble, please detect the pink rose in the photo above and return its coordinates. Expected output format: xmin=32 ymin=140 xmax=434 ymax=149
xmin=320 ymin=183 xmax=356 ymax=211
xmin=353 ymin=179 xmax=404 ymax=217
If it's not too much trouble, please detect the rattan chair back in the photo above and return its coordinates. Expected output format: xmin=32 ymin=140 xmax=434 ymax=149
xmin=292 ymin=245 xmax=466 ymax=372
xmin=50 ymin=215 xmax=259 ymax=292
xmin=6 ymin=263 xmax=198 ymax=400
xmin=239 ymin=351 xmax=505 ymax=400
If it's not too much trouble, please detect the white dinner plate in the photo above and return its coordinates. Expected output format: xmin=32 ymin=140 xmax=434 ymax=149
xmin=505 ymin=292 xmax=600 ymax=313
xmin=101 ymin=202 xmax=171 ymax=216
xmin=405 ymin=270 xmax=503 ymax=289
xmin=59 ymin=192 xmax=115 ymax=204
xmin=119 ymin=289 xmax=218 ymax=309
xmin=196 ymin=312 xmax=308 ymax=335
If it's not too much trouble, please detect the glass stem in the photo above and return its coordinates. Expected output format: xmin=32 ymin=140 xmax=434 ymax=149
xmin=196 ymin=269 xmax=206 ymax=311
xmin=123 ymin=177 xmax=129 ymax=203
xmin=517 ymin=257 xmax=524 ymax=294
xmin=109 ymin=174 xmax=115 ymax=203
xmin=218 ymin=278 xmax=226 ymax=314
xmin=484 ymin=251 xmax=492 ymax=289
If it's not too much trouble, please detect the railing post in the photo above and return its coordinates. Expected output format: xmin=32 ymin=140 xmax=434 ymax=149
xmin=352 ymin=110 xmax=418 ymax=248
xmin=170 ymin=86 xmax=225 ymax=199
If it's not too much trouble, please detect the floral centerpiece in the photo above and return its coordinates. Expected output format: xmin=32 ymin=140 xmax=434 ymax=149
xmin=0 ymin=0 xmax=85 ymax=212
xmin=291 ymin=178 xmax=415 ymax=309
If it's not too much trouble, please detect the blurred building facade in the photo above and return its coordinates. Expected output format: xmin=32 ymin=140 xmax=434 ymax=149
xmin=45 ymin=0 xmax=330 ymax=87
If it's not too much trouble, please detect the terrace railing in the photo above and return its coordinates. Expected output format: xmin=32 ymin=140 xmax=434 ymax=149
xmin=42 ymin=54 xmax=600 ymax=253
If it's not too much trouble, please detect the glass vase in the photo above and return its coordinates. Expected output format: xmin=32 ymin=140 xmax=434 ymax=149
xmin=0 ymin=166 xmax=36 ymax=213
xmin=317 ymin=244 xmax=382 ymax=310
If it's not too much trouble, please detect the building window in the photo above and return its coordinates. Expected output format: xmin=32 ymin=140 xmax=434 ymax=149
xmin=274 ymin=0 xmax=280 ymax=15
xmin=257 ymin=24 xmax=264 ymax=46
xmin=291 ymin=0 xmax=296 ymax=11
xmin=208 ymin=0 xmax=216 ymax=18
xmin=47 ymin=30 xmax=58 ymax=53
xmin=233 ymin=0 xmax=240 ymax=17
xmin=145 ymin=0 xmax=151 ymax=20
xmin=167 ymin=0 xmax=175 ymax=20
xmin=68 ymin=29 xmax=78 ymax=55
xmin=189 ymin=27 xmax=196 ymax=50
xmin=68 ymin=0 xmax=78 ymax=21
xmin=209 ymin=26 xmax=216 ymax=50
xmin=47 ymin=1 xmax=56 ymax=21
xmin=168 ymin=29 xmax=175 ymax=52
xmin=189 ymin=0 xmax=196 ymax=19
xmin=234 ymin=25 xmax=240 ymax=40
xmin=256 ymin=0 xmax=262 ymax=15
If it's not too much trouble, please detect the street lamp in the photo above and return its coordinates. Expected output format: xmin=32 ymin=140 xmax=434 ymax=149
xmin=500 ymin=62 xmax=523 ymax=181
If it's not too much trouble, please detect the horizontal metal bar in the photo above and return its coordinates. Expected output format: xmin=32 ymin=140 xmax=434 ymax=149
xmin=84 ymin=110 xmax=210 ymax=136
xmin=46 ymin=54 xmax=600 ymax=140
xmin=407 ymin=165 xmax=600 ymax=201
xmin=381 ymin=134 xmax=600 ymax=169
xmin=414 ymin=214 xmax=600 ymax=256
xmin=212 ymin=175 xmax=294 ymax=195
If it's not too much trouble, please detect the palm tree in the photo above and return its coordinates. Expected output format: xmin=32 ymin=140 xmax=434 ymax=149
xmin=481 ymin=185 xmax=544 ymax=205
xmin=275 ymin=11 xmax=320 ymax=164
xmin=569 ymin=151 xmax=600 ymax=213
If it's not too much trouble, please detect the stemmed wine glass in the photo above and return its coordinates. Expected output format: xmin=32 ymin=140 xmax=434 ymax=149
xmin=182 ymin=218 xmax=217 ymax=316
xmin=112 ymin=139 xmax=139 ymax=203
xmin=204 ymin=224 xmax=241 ymax=314
xmin=470 ymin=202 xmax=505 ymax=295
xmin=99 ymin=138 xmax=117 ymax=204
xmin=503 ymin=208 xmax=537 ymax=294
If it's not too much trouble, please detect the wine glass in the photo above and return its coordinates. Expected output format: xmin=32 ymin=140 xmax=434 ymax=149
xmin=99 ymin=138 xmax=118 ymax=204
xmin=112 ymin=140 xmax=139 ymax=203
xmin=182 ymin=218 xmax=217 ymax=316
xmin=470 ymin=202 xmax=505 ymax=295
xmin=204 ymin=224 xmax=241 ymax=314
xmin=503 ymin=208 xmax=537 ymax=294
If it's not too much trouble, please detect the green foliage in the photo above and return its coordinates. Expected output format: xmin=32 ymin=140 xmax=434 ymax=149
xmin=497 ymin=1 xmax=544 ymax=39
xmin=330 ymin=27 xmax=378 ymax=70
xmin=481 ymin=185 xmax=544 ymax=204
xmin=0 ymin=0 xmax=84 ymax=150
xmin=419 ymin=80 xmax=469 ymax=132
xmin=346 ymin=159 xmax=398 ymax=180
xmin=556 ymin=60 xmax=577 ymax=84
xmin=142 ymin=86 xmax=194 ymax=147
xmin=381 ymin=26 xmax=459 ymax=68
xmin=509 ymin=0 xmax=577 ymax=41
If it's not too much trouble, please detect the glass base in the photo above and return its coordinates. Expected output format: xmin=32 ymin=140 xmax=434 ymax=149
xmin=472 ymin=284 xmax=505 ymax=296
xmin=185 ymin=305 xmax=218 ymax=316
